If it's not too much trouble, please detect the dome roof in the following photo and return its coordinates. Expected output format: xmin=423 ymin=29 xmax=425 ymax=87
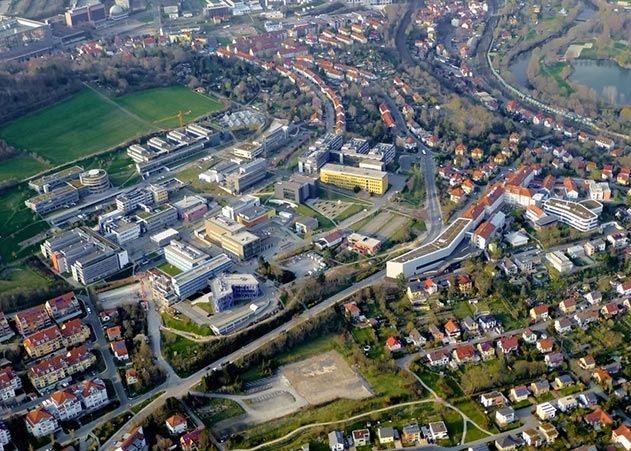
xmin=109 ymin=5 xmax=125 ymax=17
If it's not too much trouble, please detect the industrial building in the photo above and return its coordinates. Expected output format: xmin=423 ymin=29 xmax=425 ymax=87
xmin=319 ymin=163 xmax=388 ymax=195
xmin=150 ymin=228 xmax=180 ymax=247
xmin=274 ymin=175 xmax=318 ymax=203
xmin=210 ymin=273 xmax=260 ymax=312
xmin=233 ymin=142 xmax=264 ymax=160
xmin=204 ymin=216 xmax=261 ymax=260
xmin=41 ymin=228 xmax=129 ymax=285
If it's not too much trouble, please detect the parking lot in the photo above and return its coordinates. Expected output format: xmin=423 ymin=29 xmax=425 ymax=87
xmin=280 ymin=251 xmax=326 ymax=278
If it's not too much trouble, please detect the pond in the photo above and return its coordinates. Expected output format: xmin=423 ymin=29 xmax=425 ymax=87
xmin=569 ymin=59 xmax=631 ymax=105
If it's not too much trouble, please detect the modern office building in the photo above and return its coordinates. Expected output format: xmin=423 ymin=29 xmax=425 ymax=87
xmin=164 ymin=240 xmax=210 ymax=271
xmin=298 ymin=147 xmax=330 ymax=174
xmin=210 ymin=273 xmax=260 ymax=312
xmin=79 ymin=169 xmax=110 ymax=194
xmin=221 ymin=195 xmax=260 ymax=221
xmin=542 ymin=198 xmax=600 ymax=232
xmin=115 ymin=188 xmax=155 ymax=213
xmin=204 ymin=216 xmax=261 ymax=260
xmin=64 ymin=3 xmax=106 ymax=28
xmin=25 ymin=184 xmax=81 ymax=215
xmin=135 ymin=205 xmax=178 ymax=233
xmin=233 ymin=142 xmax=264 ymax=160
xmin=386 ymin=218 xmax=472 ymax=278
xmin=225 ymin=158 xmax=267 ymax=194
xmin=319 ymin=163 xmax=388 ymax=195
xmin=41 ymin=228 xmax=129 ymax=284
xmin=274 ymin=175 xmax=318 ymax=203
xmin=29 ymin=166 xmax=83 ymax=194
xmin=172 ymin=195 xmax=208 ymax=222
xmin=105 ymin=220 xmax=141 ymax=245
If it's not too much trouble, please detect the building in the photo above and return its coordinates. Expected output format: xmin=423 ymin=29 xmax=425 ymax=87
xmin=0 ymin=366 xmax=22 ymax=402
xmin=79 ymin=169 xmax=110 ymax=194
xmin=387 ymin=218 xmax=472 ymax=278
xmin=60 ymin=318 xmax=91 ymax=347
xmin=164 ymin=240 xmax=210 ymax=271
xmin=43 ymin=389 xmax=82 ymax=421
xmin=237 ymin=205 xmax=275 ymax=228
xmin=542 ymin=198 xmax=600 ymax=232
xmin=204 ymin=216 xmax=261 ymax=260
xmin=166 ymin=414 xmax=188 ymax=435
xmin=0 ymin=312 xmax=13 ymax=341
xmin=612 ymin=425 xmax=631 ymax=451
xmin=352 ymin=428 xmax=371 ymax=447
xmin=111 ymin=341 xmax=129 ymax=362
xmin=210 ymin=273 xmax=259 ymax=312
xmin=23 ymin=326 xmax=64 ymax=358
xmin=428 ymin=421 xmax=449 ymax=440
xmin=536 ymin=402 xmax=557 ymax=420
xmin=274 ymin=175 xmax=319 ymax=203
xmin=471 ymin=221 xmax=496 ymax=249
xmin=44 ymin=292 xmax=80 ymax=319
xmin=29 ymin=166 xmax=83 ymax=194
xmin=75 ymin=378 xmax=108 ymax=410
xmin=114 ymin=426 xmax=147 ymax=451
xmin=0 ymin=16 xmax=54 ymax=62
xmin=587 ymin=180 xmax=611 ymax=201
xmin=233 ymin=142 xmax=264 ymax=160
xmin=64 ymin=3 xmax=106 ymax=27
xmin=226 ymin=158 xmax=267 ymax=194
xmin=298 ymin=146 xmax=330 ymax=174
xmin=546 ymin=251 xmax=574 ymax=273
xmin=25 ymin=183 xmax=81 ymax=215
xmin=136 ymin=204 xmax=178 ymax=233
xmin=115 ymin=187 xmax=155 ymax=213
xmin=347 ymin=233 xmax=381 ymax=255
xmin=172 ymin=195 xmax=208 ymax=222
xmin=41 ymin=227 xmax=129 ymax=285
xmin=25 ymin=408 xmax=58 ymax=438
xmin=496 ymin=407 xmax=516 ymax=426
xmin=151 ymin=228 xmax=180 ymax=246
xmin=319 ymin=163 xmax=388 ymax=195
xmin=14 ymin=304 xmax=51 ymax=336
xmin=377 ymin=426 xmax=396 ymax=444
xmin=402 ymin=423 xmax=421 ymax=443
xmin=0 ymin=423 xmax=10 ymax=449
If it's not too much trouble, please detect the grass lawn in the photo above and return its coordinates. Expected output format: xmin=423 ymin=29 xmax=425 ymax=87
xmin=0 ymin=154 xmax=50 ymax=182
xmin=465 ymin=423 xmax=490 ymax=442
xmin=161 ymin=312 xmax=214 ymax=336
xmin=443 ymin=410 xmax=465 ymax=446
xmin=0 ymin=89 xmax=152 ymax=167
xmin=294 ymin=204 xmax=334 ymax=230
xmin=540 ymin=62 xmax=575 ymax=97
xmin=158 ymin=262 xmax=183 ymax=277
xmin=0 ymin=264 xmax=50 ymax=293
xmin=117 ymin=86 xmax=224 ymax=128
xmin=335 ymin=203 xmax=366 ymax=222
xmin=453 ymin=399 xmax=497 ymax=433
xmin=81 ymin=149 xmax=140 ymax=187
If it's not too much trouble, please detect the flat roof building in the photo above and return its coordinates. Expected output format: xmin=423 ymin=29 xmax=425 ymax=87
xmin=0 ymin=16 xmax=54 ymax=62
xmin=210 ymin=273 xmax=260 ymax=312
xmin=204 ymin=216 xmax=261 ymax=260
xmin=319 ymin=163 xmax=388 ymax=195
xmin=274 ymin=175 xmax=318 ymax=204
xmin=25 ymin=184 xmax=80 ymax=215
xmin=543 ymin=198 xmax=599 ymax=232
xmin=164 ymin=240 xmax=210 ymax=271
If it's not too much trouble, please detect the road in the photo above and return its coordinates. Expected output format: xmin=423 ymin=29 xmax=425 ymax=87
xmin=98 ymin=269 xmax=386 ymax=449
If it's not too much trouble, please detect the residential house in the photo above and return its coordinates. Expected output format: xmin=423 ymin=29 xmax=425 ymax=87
xmin=536 ymin=339 xmax=554 ymax=354
xmin=453 ymin=345 xmax=477 ymax=364
xmin=522 ymin=329 xmax=537 ymax=344
xmin=601 ymin=302 xmax=620 ymax=317
xmin=424 ymin=278 xmax=438 ymax=294
xmin=386 ymin=337 xmax=402 ymax=352
xmin=536 ymin=402 xmax=557 ymax=420
xmin=497 ymin=336 xmax=519 ymax=354
xmin=180 ymin=429 xmax=203 ymax=451
xmin=495 ymin=407 xmax=516 ymax=426
xmin=578 ymin=355 xmax=596 ymax=370
xmin=557 ymin=395 xmax=578 ymax=413
xmin=427 ymin=421 xmax=449 ymax=441
xmin=444 ymin=319 xmax=461 ymax=339
xmin=530 ymin=305 xmax=549 ymax=321
xmin=23 ymin=326 xmax=64 ymax=359
xmin=402 ymin=423 xmax=422 ymax=443
xmin=75 ymin=378 xmax=108 ymax=410
xmin=0 ymin=366 xmax=22 ymax=402
xmin=166 ymin=414 xmax=188 ymax=436
xmin=584 ymin=408 xmax=614 ymax=428
xmin=377 ymin=426 xmax=396 ymax=444
xmin=509 ymin=385 xmax=530 ymax=403
xmin=480 ymin=391 xmax=507 ymax=408
xmin=60 ymin=318 xmax=90 ymax=347
xmin=428 ymin=324 xmax=445 ymax=342
xmin=522 ymin=429 xmax=544 ymax=447
xmin=28 ymin=355 xmax=67 ymax=390
xmin=126 ymin=369 xmax=139 ymax=386
xmin=328 ymin=430 xmax=344 ymax=451
xmin=574 ymin=309 xmax=599 ymax=328
xmin=0 ymin=312 xmax=13 ymax=341
xmin=25 ymin=408 xmax=59 ymax=438
xmin=559 ymin=298 xmax=577 ymax=314
xmin=408 ymin=329 xmax=426 ymax=347
xmin=111 ymin=340 xmax=130 ymax=362
xmin=494 ymin=435 xmax=522 ymax=451
xmin=593 ymin=368 xmax=613 ymax=388
xmin=584 ymin=291 xmax=602 ymax=305
xmin=538 ymin=423 xmax=558 ymax=443
xmin=578 ymin=392 xmax=598 ymax=408
xmin=114 ymin=426 xmax=147 ymax=451
xmin=343 ymin=302 xmax=360 ymax=319
xmin=554 ymin=318 xmax=573 ymax=334
xmin=426 ymin=349 xmax=450 ymax=367
xmin=407 ymin=282 xmax=427 ymax=305
xmin=65 ymin=345 xmax=96 ymax=375
xmin=530 ymin=380 xmax=550 ymax=397
xmin=612 ymin=425 xmax=631 ymax=451
xmin=462 ymin=316 xmax=479 ymax=335
xmin=352 ymin=429 xmax=370 ymax=447
xmin=552 ymin=374 xmax=574 ymax=389
xmin=0 ymin=423 xmax=10 ymax=449
xmin=106 ymin=326 xmax=123 ymax=342
xmin=478 ymin=315 xmax=498 ymax=332
xmin=477 ymin=341 xmax=496 ymax=360
xmin=43 ymin=389 xmax=83 ymax=421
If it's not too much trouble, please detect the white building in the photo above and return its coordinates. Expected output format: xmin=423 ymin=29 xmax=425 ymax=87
xmin=43 ymin=389 xmax=83 ymax=421
xmin=25 ymin=408 xmax=59 ymax=438
xmin=542 ymin=198 xmax=600 ymax=232
xmin=166 ymin=414 xmax=188 ymax=435
xmin=0 ymin=367 xmax=21 ymax=402
xmin=75 ymin=378 xmax=108 ymax=410
xmin=587 ymin=180 xmax=611 ymax=201
xmin=0 ymin=423 xmax=10 ymax=449
xmin=536 ymin=402 xmax=557 ymax=420
xmin=546 ymin=251 xmax=574 ymax=274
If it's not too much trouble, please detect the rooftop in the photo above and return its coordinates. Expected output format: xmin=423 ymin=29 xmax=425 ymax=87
xmin=544 ymin=198 xmax=598 ymax=221
xmin=320 ymin=163 xmax=387 ymax=179
xmin=392 ymin=218 xmax=470 ymax=263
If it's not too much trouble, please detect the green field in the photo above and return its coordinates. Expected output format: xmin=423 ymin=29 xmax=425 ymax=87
xmin=161 ymin=312 xmax=214 ymax=337
xmin=0 ymin=86 xmax=225 ymax=183
xmin=0 ymin=186 xmax=48 ymax=262
xmin=0 ymin=154 xmax=50 ymax=182
xmin=0 ymin=264 xmax=50 ymax=293
xmin=117 ymin=86 xmax=224 ymax=128
xmin=158 ymin=262 xmax=183 ymax=277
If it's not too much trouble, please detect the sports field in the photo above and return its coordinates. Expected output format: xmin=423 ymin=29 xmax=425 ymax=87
xmin=0 ymin=85 xmax=224 ymax=182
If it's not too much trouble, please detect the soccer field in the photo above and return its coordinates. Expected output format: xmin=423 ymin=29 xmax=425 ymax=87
xmin=0 ymin=86 xmax=225 ymax=182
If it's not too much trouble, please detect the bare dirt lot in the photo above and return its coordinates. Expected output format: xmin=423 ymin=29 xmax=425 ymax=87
xmin=281 ymin=350 xmax=372 ymax=405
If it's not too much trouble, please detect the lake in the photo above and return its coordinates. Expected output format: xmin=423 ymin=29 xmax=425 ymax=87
xmin=569 ymin=59 xmax=631 ymax=105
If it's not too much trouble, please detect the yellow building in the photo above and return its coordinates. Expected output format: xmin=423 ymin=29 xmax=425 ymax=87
xmin=319 ymin=163 xmax=388 ymax=195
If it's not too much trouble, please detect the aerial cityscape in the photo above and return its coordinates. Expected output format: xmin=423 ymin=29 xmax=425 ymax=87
xmin=0 ymin=0 xmax=630 ymax=449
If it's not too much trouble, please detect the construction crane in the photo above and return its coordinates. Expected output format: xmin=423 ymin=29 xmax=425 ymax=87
xmin=177 ymin=110 xmax=192 ymax=127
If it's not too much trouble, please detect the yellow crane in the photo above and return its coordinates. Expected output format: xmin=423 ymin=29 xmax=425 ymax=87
xmin=177 ymin=110 xmax=192 ymax=127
